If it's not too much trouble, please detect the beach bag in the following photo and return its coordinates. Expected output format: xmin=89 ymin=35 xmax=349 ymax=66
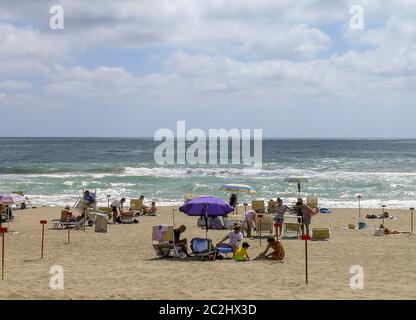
xmin=211 ymin=217 xmax=223 ymax=230
xmin=374 ymin=228 xmax=385 ymax=236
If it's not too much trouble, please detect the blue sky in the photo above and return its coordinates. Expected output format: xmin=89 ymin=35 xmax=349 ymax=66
xmin=0 ymin=0 xmax=415 ymax=137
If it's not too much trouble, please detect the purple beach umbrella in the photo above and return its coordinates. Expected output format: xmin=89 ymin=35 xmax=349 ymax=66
xmin=0 ymin=193 xmax=26 ymax=205
xmin=179 ymin=196 xmax=234 ymax=238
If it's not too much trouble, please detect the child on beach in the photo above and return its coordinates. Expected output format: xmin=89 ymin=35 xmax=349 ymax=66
xmin=234 ymin=242 xmax=250 ymax=261
xmin=255 ymin=237 xmax=285 ymax=261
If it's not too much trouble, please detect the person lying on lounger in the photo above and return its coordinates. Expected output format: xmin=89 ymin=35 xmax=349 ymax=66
xmin=255 ymin=237 xmax=285 ymax=261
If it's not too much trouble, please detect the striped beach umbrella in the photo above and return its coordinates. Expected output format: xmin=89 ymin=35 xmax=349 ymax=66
xmin=220 ymin=183 xmax=256 ymax=214
xmin=284 ymin=176 xmax=309 ymax=198
xmin=219 ymin=184 xmax=256 ymax=194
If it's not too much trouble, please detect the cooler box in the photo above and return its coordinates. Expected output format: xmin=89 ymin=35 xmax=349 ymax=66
xmin=95 ymin=213 xmax=108 ymax=233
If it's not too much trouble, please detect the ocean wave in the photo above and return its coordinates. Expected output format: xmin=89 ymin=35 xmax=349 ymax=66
xmin=0 ymin=166 xmax=125 ymax=175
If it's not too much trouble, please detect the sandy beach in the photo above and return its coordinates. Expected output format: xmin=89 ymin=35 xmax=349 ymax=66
xmin=1 ymin=205 xmax=415 ymax=300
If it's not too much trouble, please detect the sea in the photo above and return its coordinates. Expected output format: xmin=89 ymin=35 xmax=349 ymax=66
xmin=1 ymin=137 xmax=416 ymax=209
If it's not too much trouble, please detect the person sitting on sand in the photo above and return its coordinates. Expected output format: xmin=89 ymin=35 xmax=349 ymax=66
xmin=111 ymin=198 xmax=126 ymax=223
xmin=217 ymin=225 xmax=244 ymax=253
xmin=146 ymin=201 xmax=158 ymax=216
xmin=174 ymin=225 xmax=191 ymax=257
xmin=234 ymin=242 xmax=250 ymax=261
xmin=255 ymin=237 xmax=285 ymax=261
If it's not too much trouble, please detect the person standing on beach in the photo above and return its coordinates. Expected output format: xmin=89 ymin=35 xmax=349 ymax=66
xmin=243 ymin=209 xmax=256 ymax=237
xmin=274 ymin=198 xmax=288 ymax=238
xmin=296 ymin=200 xmax=314 ymax=238
xmin=111 ymin=198 xmax=126 ymax=223
xmin=229 ymin=194 xmax=237 ymax=208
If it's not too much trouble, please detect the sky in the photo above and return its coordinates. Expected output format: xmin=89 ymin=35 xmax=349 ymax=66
xmin=0 ymin=0 xmax=415 ymax=138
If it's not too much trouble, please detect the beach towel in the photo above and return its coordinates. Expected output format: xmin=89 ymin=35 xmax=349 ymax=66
xmin=156 ymin=225 xmax=169 ymax=241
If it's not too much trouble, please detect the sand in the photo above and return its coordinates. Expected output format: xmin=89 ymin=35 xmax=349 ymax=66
xmin=1 ymin=206 xmax=415 ymax=300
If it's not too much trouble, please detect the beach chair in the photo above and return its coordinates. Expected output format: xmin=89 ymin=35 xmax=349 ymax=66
xmin=51 ymin=217 xmax=85 ymax=230
xmin=152 ymin=225 xmax=184 ymax=258
xmin=130 ymin=198 xmax=145 ymax=214
xmin=283 ymin=216 xmax=302 ymax=238
xmin=252 ymin=200 xmax=265 ymax=213
xmin=190 ymin=238 xmax=216 ymax=260
xmin=312 ymin=228 xmax=330 ymax=241
xmin=255 ymin=214 xmax=274 ymax=236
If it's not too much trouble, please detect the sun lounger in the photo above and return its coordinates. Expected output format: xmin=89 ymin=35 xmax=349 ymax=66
xmin=190 ymin=238 xmax=216 ymax=260
xmin=152 ymin=225 xmax=184 ymax=258
xmin=130 ymin=198 xmax=145 ymax=213
xmin=252 ymin=200 xmax=265 ymax=213
xmin=283 ymin=222 xmax=301 ymax=238
xmin=51 ymin=217 xmax=86 ymax=230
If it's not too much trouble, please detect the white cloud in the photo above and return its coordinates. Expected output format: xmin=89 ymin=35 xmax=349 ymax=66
xmin=0 ymin=1 xmax=416 ymax=136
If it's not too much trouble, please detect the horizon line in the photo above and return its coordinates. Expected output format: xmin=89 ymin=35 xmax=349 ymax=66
xmin=1 ymin=136 xmax=416 ymax=140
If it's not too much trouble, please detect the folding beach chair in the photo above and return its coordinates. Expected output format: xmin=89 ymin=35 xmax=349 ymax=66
xmin=152 ymin=225 xmax=184 ymax=258
xmin=51 ymin=217 xmax=85 ymax=230
xmin=255 ymin=214 xmax=274 ymax=237
xmin=252 ymin=200 xmax=265 ymax=213
xmin=283 ymin=222 xmax=301 ymax=238
xmin=190 ymin=238 xmax=216 ymax=260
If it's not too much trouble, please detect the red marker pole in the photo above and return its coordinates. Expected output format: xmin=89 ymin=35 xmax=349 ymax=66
xmin=0 ymin=227 xmax=7 ymax=280
xmin=305 ymin=237 xmax=308 ymax=284
xmin=40 ymin=220 xmax=47 ymax=259
xmin=257 ymin=214 xmax=263 ymax=246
